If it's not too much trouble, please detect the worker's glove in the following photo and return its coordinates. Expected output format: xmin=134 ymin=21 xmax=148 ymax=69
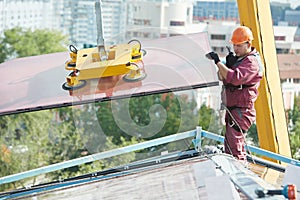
xmin=226 ymin=52 xmax=237 ymax=68
xmin=206 ymin=52 xmax=220 ymax=64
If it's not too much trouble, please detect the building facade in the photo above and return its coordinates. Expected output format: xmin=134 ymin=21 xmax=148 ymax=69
xmin=0 ymin=0 xmax=56 ymax=34
xmin=285 ymin=10 xmax=300 ymax=27
xmin=126 ymin=0 xmax=204 ymax=40
xmin=193 ymin=1 xmax=239 ymax=22
xmin=54 ymin=0 xmax=127 ymax=48
xmin=278 ymin=54 xmax=300 ymax=110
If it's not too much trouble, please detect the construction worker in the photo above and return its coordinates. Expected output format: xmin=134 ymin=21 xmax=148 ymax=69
xmin=206 ymin=26 xmax=263 ymax=161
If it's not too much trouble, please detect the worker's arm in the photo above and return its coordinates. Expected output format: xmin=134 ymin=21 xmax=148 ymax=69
xmin=206 ymin=52 xmax=230 ymax=80
xmin=216 ymin=61 xmax=229 ymax=80
xmin=217 ymin=70 xmax=224 ymax=81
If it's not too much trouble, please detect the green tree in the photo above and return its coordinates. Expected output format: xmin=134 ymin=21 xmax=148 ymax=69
xmin=197 ymin=104 xmax=224 ymax=148
xmin=197 ymin=104 xmax=259 ymax=148
xmin=290 ymin=120 xmax=300 ymax=160
xmin=46 ymin=105 xmax=138 ymax=181
xmin=287 ymin=96 xmax=300 ymax=160
xmin=247 ymin=123 xmax=259 ymax=146
xmin=96 ymin=93 xmax=198 ymax=142
xmin=198 ymin=104 xmax=220 ymax=133
xmin=0 ymin=27 xmax=68 ymax=63
xmin=0 ymin=41 xmax=7 ymax=63
xmin=0 ymin=110 xmax=54 ymax=190
xmin=288 ymin=96 xmax=300 ymax=126
xmin=0 ymin=106 xmax=139 ymax=190
xmin=94 ymin=92 xmax=199 ymax=159
xmin=0 ymin=91 xmax=201 ymax=190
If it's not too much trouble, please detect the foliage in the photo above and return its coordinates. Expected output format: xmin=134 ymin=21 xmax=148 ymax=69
xmin=45 ymin=105 xmax=138 ymax=180
xmin=96 ymin=94 xmax=168 ymax=142
xmin=0 ymin=27 xmax=68 ymax=63
xmin=0 ymin=91 xmax=200 ymax=191
xmin=198 ymin=104 xmax=221 ymax=133
xmin=0 ymin=111 xmax=53 ymax=190
xmin=246 ymin=123 xmax=259 ymax=146
xmin=0 ymin=41 xmax=7 ymax=63
xmin=290 ymin=120 xmax=300 ymax=160
xmin=288 ymin=96 xmax=300 ymax=160
xmin=197 ymin=104 xmax=224 ymax=148
xmin=96 ymin=92 xmax=199 ymax=158
xmin=288 ymin=96 xmax=300 ymax=126
xmin=2 ymin=88 xmax=299 ymax=192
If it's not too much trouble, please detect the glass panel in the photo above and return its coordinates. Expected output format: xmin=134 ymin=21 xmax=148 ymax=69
xmin=0 ymin=32 xmax=218 ymax=116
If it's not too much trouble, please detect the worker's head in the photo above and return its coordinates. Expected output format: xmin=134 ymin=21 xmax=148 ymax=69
xmin=230 ymin=26 xmax=253 ymax=57
xmin=230 ymin=26 xmax=254 ymax=44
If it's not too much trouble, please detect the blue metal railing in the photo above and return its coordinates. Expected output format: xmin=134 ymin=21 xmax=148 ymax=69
xmin=0 ymin=127 xmax=299 ymax=186
xmin=0 ymin=130 xmax=196 ymax=185
xmin=200 ymin=129 xmax=300 ymax=167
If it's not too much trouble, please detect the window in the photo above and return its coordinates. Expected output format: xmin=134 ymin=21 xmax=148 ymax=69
xmin=160 ymin=34 xmax=168 ymax=38
xmin=170 ymin=33 xmax=181 ymax=37
xmin=144 ymin=19 xmax=151 ymax=25
xmin=294 ymin=78 xmax=300 ymax=84
xmin=143 ymin=33 xmax=150 ymax=38
xmin=280 ymin=79 xmax=286 ymax=84
xmin=274 ymin=36 xmax=285 ymax=41
xmin=170 ymin=21 xmax=185 ymax=26
xmin=294 ymin=35 xmax=300 ymax=42
xmin=276 ymin=48 xmax=289 ymax=54
xmin=211 ymin=34 xmax=226 ymax=40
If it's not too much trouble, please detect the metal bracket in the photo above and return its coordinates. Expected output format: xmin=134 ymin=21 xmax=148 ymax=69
xmin=192 ymin=126 xmax=202 ymax=152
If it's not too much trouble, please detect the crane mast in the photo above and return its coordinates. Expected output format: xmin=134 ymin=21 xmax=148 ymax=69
xmin=237 ymin=0 xmax=291 ymax=160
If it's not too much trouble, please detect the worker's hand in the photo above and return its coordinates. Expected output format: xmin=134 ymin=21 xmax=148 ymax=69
xmin=206 ymin=52 xmax=220 ymax=64
xmin=226 ymin=52 xmax=237 ymax=68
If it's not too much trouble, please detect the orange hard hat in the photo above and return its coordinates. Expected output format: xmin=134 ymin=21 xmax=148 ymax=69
xmin=230 ymin=26 xmax=254 ymax=44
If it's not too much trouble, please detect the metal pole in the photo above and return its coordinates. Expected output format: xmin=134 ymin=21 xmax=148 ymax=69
xmin=95 ymin=0 xmax=107 ymax=60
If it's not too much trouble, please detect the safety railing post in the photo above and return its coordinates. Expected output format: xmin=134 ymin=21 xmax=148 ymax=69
xmin=193 ymin=126 xmax=202 ymax=152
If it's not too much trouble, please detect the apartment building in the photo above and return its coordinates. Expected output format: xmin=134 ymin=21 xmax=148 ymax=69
xmin=193 ymin=0 xmax=239 ymax=22
xmin=274 ymin=25 xmax=300 ymax=54
xmin=0 ymin=0 xmax=127 ymax=48
xmin=55 ymin=0 xmax=127 ymax=48
xmin=193 ymin=0 xmax=299 ymax=27
xmin=285 ymin=10 xmax=300 ymax=27
xmin=126 ymin=0 xmax=205 ymax=40
xmin=278 ymin=54 xmax=300 ymax=109
xmin=0 ymin=0 xmax=56 ymax=33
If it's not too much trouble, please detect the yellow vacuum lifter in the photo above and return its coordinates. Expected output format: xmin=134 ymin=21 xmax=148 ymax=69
xmin=62 ymin=40 xmax=146 ymax=90
xmin=62 ymin=1 xmax=146 ymax=91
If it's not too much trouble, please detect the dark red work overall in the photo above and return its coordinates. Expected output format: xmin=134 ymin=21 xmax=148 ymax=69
xmin=222 ymin=47 xmax=263 ymax=160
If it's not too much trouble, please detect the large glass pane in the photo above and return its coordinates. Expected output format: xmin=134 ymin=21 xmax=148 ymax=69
xmin=0 ymin=32 xmax=218 ymax=116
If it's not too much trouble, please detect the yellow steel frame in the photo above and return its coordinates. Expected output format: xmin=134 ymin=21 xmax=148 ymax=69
xmin=237 ymin=0 xmax=291 ymax=159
